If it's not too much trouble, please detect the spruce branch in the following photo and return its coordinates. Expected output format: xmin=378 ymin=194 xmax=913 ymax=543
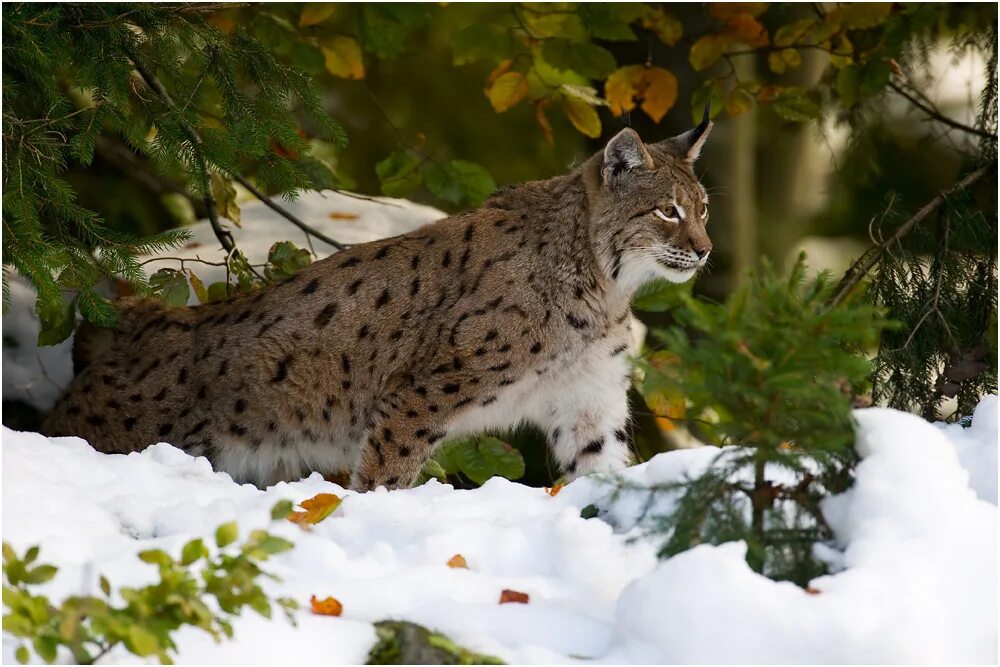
xmin=827 ymin=164 xmax=993 ymax=309
xmin=127 ymin=54 xmax=236 ymax=258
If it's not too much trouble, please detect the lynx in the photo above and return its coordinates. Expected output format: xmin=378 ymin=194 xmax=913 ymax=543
xmin=43 ymin=114 xmax=714 ymax=491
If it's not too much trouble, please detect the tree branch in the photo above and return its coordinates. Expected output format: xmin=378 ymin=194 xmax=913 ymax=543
xmin=827 ymin=164 xmax=993 ymax=309
xmin=229 ymin=174 xmax=347 ymax=251
xmin=889 ymin=81 xmax=995 ymax=140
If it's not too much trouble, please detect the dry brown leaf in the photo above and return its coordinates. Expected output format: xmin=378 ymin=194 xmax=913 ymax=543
xmin=805 ymin=586 xmax=822 ymax=595
xmin=288 ymin=493 xmax=342 ymax=526
xmin=310 ymin=595 xmax=343 ymax=616
xmin=328 ymin=212 xmax=360 ymax=220
xmin=447 ymin=554 xmax=468 ymax=569
xmin=499 ymin=589 xmax=530 ymax=604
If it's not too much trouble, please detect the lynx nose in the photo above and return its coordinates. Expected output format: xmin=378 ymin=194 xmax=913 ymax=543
xmin=695 ymin=248 xmax=711 ymax=260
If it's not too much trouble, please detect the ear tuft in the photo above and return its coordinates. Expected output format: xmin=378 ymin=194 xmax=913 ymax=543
xmin=656 ymin=102 xmax=714 ymax=163
xmin=602 ymin=128 xmax=653 ymax=187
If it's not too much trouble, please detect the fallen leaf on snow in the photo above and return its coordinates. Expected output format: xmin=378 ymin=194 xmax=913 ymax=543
xmin=544 ymin=483 xmax=564 ymax=497
xmin=288 ymin=493 xmax=342 ymax=526
xmin=328 ymin=212 xmax=360 ymax=220
xmin=310 ymin=595 xmax=343 ymax=616
xmin=447 ymin=554 xmax=468 ymax=569
xmin=805 ymin=586 xmax=822 ymax=595
xmin=499 ymin=589 xmax=529 ymax=604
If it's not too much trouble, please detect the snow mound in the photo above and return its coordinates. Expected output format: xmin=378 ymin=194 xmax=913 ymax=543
xmin=935 ymin=394 xmax=998 ymax=504
xmin=2 ymin=397 xmax=996 ymax=664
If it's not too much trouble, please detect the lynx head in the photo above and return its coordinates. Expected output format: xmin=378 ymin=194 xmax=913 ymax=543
xmin=587 ymin=106 xmax=713 ymax=294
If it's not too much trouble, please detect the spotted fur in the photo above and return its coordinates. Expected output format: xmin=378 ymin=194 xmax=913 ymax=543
xmin=43 ymin=123 xmax=713 ymax=490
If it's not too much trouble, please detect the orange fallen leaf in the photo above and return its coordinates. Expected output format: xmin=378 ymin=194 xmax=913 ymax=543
xmin=447 ymin=554 xmax=468 ymax=569
xmin=499 ymin=589 xmax=529 ymax=604
xmin=288 ymin=493 xmax=342 ymax=526
xmin=805 ymin=586 xmax=822 ymax=595
xmin=544 ymin=483 xmax=564 ymax=497
xmin=328 ymin=212 xmax=360 ymax=220
xmin=310 ymin=595 xmax=343 ymax=616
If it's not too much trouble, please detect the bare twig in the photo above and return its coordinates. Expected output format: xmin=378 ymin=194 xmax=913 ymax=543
xmin=889 ymin=81 xmax=995 ymax=140
xmin=229 ymin=174 xmax=347 ymax=251
xmin=827 ymin=164 xmax=993 ymax=309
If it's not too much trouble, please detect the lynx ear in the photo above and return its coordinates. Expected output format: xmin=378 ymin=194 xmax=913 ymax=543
xmin=602 ymin=128 xmax=653 ymax=187
xmin=659 ymin=102 xmax=713 ymax=163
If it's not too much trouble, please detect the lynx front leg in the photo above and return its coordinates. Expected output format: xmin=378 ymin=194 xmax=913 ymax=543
xmin=351 ymin=391 xmax=446 ymax=491
xmin=545 ymin=351 xmax=633 ymax=479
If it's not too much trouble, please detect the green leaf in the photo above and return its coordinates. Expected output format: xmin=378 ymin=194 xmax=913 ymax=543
xmin=207 ymin=281 xmax=232 ymax=303
xmin=254 ymin=534 xmax=294 ymax=556
xmin=454 ymin=437 xmax=525 ymax=485
xmin=24 ymin=565 xmax=57 ymax=584
xmin=579 ymin=3 xmax=642 ymax=41
xmin=376 ymin=151 xmax=423 ymax=198
xmin=180 ymin=539 xmax=206 ymax=566
xmin=580 ymin=504 xmax=599 ymax=519
xmin=416 ymin=458 xmax=448 ymax=485
xmin=215 ymin=522 xmax=239 ymax=548
xmin=3 ymin=542 xmax=17 ymax=564
xmin=361 ymin=6 xmax=408 ymax=59
xmin=32 ymin=636 xmax=57 ymax=664
xmin=522 ymin=8 xmax=586 ymax=40
xmin=15 ymin=645 xmax=28 ymax=664
xmin=23 ymin=547 xmax=38 ymax=565
xmin=270 ymin=500 xmax=295 ymax=520
xmin=265 ymin=241 xmax=312 ymax=281
xmin=36 ymin=294 xmax=76 ymax=346
xmin=149 ymin=269 xmax=191 ymax=308
xmin=771 ymin=89 xmax=822 ymax=122
xmin=542 ymin=40 xmax=617 ymax=79
xmin=137 ymin=549 xmax=173 ymax=567
xmin=126 ymin=624 xmax=160 ymax=656
xmin=99 ymin=575 xmax=111 ymax=597
xmin=452 ymin=24 xmax=508 ymax=65
xmin=424 ymin=160 xmax=496 ymax=207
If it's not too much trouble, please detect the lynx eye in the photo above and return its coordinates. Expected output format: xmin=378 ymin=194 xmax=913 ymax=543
xmin=654 ymin=206 xmax=679 ymax=222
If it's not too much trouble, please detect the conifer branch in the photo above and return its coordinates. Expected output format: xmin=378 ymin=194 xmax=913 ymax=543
xmin=827 ymin=164 xmax=993 ymax=310
xmin=128 ymin=55 xmax=235 ymax=257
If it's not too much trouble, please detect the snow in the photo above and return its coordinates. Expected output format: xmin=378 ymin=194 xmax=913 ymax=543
xmin=2 ymin=398 xmax=996 ymax=664
xmin=2 ymin=190 xmax=997 ymax=663
xmin=935 ymin=395 xmax=999 ymax=504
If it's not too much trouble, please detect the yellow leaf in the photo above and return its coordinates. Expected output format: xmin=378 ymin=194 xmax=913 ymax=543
xmin=605 ymin=65 xmax=645 ymax=117
xmin=638 ymin=67 xmax=678 ymax=123
xmin=447 ymin=554 xmax=468 ymax=569
xmin=288 ymin=493 xmax=342 ymax=526
xmin=188 ymin=272 xmax=208 ymax=304
xmin=210 ymin=173 xmax=240 ymax=227
xmin=562 ymin=95 xmax=601 ymax=138
xmin=648 ymin=393 xmax=686 ymax=433
xmin=300 ymin=3 xmax=337 ymax=27
xmin=310 ymin=595 xmax=343 ymax=616
xmin=725 ymin=88 xmax=755 ymax=115
xmin=726 ymin=13 xmax=769 ymax=48
xmin=689 ymin=35 xmax=727 ymax=71
xmin=534 ymin=100 xmax=554 ymax=146
xmin=328 ymin=211 xmax=360 ymax=220
xmin=321 ymin=37 xmax=364 ymax=80
xmin=774 ymin=18 xmax=817 ymax=48
xmin=641 ymin=8 xmax=683 ymax=46
xmin=485 ymin=59 xmax=513 ymax=87
xmin=488 ymin=72 xmax=528 ymax=113
xmin=544 ymin=483 xmax=564 ymax=497
xmin=606 ymin=66 xmax=679 ymax=123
